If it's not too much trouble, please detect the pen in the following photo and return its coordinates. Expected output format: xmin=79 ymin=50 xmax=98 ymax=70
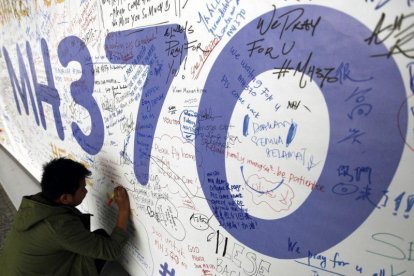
xmin=107 ymin=192 xmax=115 ymax=206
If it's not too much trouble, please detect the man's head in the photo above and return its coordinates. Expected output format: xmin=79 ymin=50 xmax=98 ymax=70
xmin=40 ymin=157 xmax=91 ymax=206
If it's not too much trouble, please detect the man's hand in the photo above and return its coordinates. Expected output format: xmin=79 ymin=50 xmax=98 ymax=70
xmin=113 ymin=186 xmax=130 ymax=231
xmin=113 ymin=186 xmax=130 ymax=213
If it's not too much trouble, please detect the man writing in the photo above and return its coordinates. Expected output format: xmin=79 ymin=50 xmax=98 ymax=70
xmin=0 ymin=157 xmax=130 ymax=275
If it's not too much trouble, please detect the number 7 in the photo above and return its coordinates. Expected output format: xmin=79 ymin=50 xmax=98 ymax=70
xmin=105 ymin=25 xmax=188 ymax=184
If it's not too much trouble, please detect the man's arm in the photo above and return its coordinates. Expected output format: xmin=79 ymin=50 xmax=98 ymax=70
xmin=50 ymin=214 xmax=128 ymax=260
xmin=51 ymin=186 xmax=131 ymax=260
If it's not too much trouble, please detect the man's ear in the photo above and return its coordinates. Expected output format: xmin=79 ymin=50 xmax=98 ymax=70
xmin=57 ymin=193 xmax=73 ymax=205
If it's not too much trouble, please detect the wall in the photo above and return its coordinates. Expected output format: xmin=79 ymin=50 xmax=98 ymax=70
xmin=0 ymin=145 xmax=40 ymax=208
xmin=0 ymin=0 xmax=413 ymax=275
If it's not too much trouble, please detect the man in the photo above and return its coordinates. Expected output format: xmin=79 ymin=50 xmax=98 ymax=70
xmin=0 ymin=157 xmax=130 ymax=275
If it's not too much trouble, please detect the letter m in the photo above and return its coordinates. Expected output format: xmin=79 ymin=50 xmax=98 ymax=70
xmin=2 ymin=44 xmax=39 ymax=124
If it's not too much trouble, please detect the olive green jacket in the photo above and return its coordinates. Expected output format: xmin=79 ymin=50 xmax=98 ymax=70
xmin=0 ymin=193 xmax=128 ymax=275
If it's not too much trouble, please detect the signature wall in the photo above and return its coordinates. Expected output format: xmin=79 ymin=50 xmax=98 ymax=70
xmin=0 ymin=0 xmax=413 ymax=275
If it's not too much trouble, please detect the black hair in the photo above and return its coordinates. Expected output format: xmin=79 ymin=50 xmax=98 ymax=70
xmin=40 ymin=157 xmax=91 ymax=201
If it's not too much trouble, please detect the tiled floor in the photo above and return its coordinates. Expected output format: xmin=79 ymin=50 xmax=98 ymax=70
xmin=0 ymin=182 xmax=16 ymax=251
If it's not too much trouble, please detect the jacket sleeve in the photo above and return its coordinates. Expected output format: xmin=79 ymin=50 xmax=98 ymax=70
xmin=47 ymin=214 xmax=129 ymax=260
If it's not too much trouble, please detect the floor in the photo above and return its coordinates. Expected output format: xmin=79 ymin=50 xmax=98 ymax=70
xmin=0 ymin=182 xmax=16 ymax=252
xmin=0 ymin=146 xmax=130 ymax=275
